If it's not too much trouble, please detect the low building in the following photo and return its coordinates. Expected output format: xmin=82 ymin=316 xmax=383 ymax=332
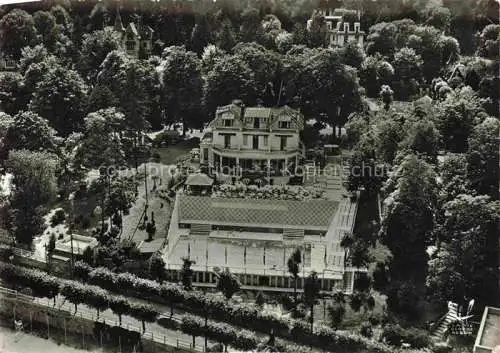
xmin=474 ymin=306 xmax=500 ymax=353
xmin=199 ymin=101 xmax=305 ymax=184
xmin=307 ymin=1 xmax=365 ymax=48
xmin=54 ymin=234 xmax=98 ymax=258
xmin=163 ymin=181 xmax=361 ymax=293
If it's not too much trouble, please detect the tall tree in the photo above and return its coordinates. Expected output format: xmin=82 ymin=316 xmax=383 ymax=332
xmin=203 ymin=54 xmax=258 ymax=117
xmin=287 ymin=248 xmax=301 ymax=305
xmin=29 ymin=64 xmax=88 ymax=136
xmin=7 ymin=150 xmax=58 ymax=244
xmin=216 ymin=267 xmax=241 ymax=300
xmin=304 ymin=271 xmax=321 ymax=332
xmin=160 ymin=46 xmax=202 ymax=132
xmin=466 ymin=117 xmax=500 ymax=199
xmin=380 ymin=154 xmax=437 ymax=284
xmin=0 ymin=111 xmax=59 ymax=161
xmin=78 ymin=27 xmax=123 ymax=83
xmin=0 ymin=9 xmax=37 ymax=59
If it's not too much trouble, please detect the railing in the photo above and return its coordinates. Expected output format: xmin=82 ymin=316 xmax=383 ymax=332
xmin=0 ymin=286 xmax=196 ymax=351
xmin=0 ymin=58 xmax=16 ymax=70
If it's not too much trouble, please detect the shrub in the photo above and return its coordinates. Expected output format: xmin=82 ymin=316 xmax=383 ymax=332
xmin=360 ymin=322 xmax=373 ymax=338
xmin=51 ymin=209 xmax=66 ymax=227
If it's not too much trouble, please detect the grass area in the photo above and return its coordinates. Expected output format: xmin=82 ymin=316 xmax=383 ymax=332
xmin=152 ymin=146 xmax=194 ymax=166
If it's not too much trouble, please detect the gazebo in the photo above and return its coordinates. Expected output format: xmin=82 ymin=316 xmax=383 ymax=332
xmin=185 ymin=172 xmax=214 ymax=196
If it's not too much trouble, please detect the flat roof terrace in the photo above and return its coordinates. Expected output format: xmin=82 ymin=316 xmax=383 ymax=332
xmin=475 ymin=306 xmax=500 ymax=353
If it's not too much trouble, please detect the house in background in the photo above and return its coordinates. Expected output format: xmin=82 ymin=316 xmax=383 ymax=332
xmin=307 ymin=0 xmax=365 ymax=48
xmin=113 ymin=7 xmax=153 ymax=58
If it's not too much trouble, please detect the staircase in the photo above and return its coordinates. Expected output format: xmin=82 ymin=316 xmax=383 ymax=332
xmin=431 ymin=302 xmax=459 ymax=341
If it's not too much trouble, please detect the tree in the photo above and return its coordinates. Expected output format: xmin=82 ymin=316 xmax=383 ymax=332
xmin=304 ymin=271 xmax=320 ymax=332
xmin=0 ymin=72 xmax=30 ymax=116
xmin=46 ymin=233 xmax=56 ymax=262
xmin=439 ymin=154 xmax=472 ymax=204
xmin=359 ymin=55 xmax=394 ymax=98
xmin=392 ymin=47 xmax=422 ymax=101
xmin=191 ymin=15 xmax=213 ymax=55
xmin=33 ymin=11 xmax=57 ymax=50
xmin=0 ymin=9 xmax=37 ymax=59
xmin=0 ymin=111 xmax=59 ymax=161
xmin=78 ymin=28 xmax=123 ymax=83
xmin=85 ymin=287 xmax=109 ymax=319
xmin=338 ymin=41 xmax=365 ymax=70
xmin=379 ymin=85 xmax=394 ymax=111
xmin=150 ymin=256 xmax=166 ymax=282
xmin=216 ymin=267 xmax=240 ymax=300
xmin=181 ymin=257 xmax=195 ymax=290
xmin=380 ymin=154 xmax=437 ymax=284
xmin=61 ymin=281 xmax=88 ymax=313
xmin=203 ymin=54 xmax=258 ymax=117
xmin=275 ymin=31 xmax=294 ymax=54
xmin=328 ymin=303 xmax=345 ymax=329
xmin=434 ymin=86 xmax=487 ymax=153
xmin=401 ymin=120 xmax=440 ymax=164
xmin=298 ymin=48 xmax=362 ymax=130
xmin=109 ymin=296 xmax=130 ymax=326
xmin=307 ymin=13 xmax=327 ymax=48
xmin=74 ymin=108 xmax=126 ymax=170
xmin=467 ymin=117 xmax=500 ymax=199
xmin=239 ymin=7 xmax=263 ymax=43
xmin=427 ymin=194 xmax=500 ymax=305
xmin=216 ymin=19 xmax=237 ymax=52
xmin=159 ymin=46 xmax=202 ymax=132
xmin=255 ymin=291 xmax=266 ymax=307
xmin=232 ymin=42 xmax=279 ymax=104
xmin=130 ymin=303 xmax=159 ymax=333
xmin=7 ymin=150 xmax=58 ymax=244
xmin=181 ymin=314 xmax=205 ymax=349
xmin=287 ymin=248 xmax=301 ymax=305
xmin=29 ymin=64 xmax=88 ymax=136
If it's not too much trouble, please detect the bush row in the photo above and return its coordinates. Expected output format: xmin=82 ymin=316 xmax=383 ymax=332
xmin=0 ymin=262 xmax=159 ymax=331
xmin=73 ymin=262 xmax=428 ymax=353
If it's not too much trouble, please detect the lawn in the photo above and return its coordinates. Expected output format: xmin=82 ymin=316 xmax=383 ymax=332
xmin=152 ymin=146 xmax=194 ymax=166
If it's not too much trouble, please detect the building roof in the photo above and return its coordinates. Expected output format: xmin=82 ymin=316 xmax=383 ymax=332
xmin=178 ymin=195 xmax=338 ymax=230
xmin=186 ymin=173 xmax=214 ymax=186
xmin=126 ymin=22 xmax=139 ymax=37
xmin=475 ymin=306 xmax=500 ymax=352
xmin=244 ymin=107 xmax=272 ymax=119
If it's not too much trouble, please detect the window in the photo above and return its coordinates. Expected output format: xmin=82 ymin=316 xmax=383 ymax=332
xmin=253 ymin=118 xmax=260 ymax=129
xmin=126 ymin=41 xmax=136 ymax=51
xmin=223 ymin=119 xmax=233 ymax=127
xmin=263 ymin=136 xmax=268 ymax=146
xmin=252 ymin=135 xmax=259 ymax=150
xmin=280 ymin=136 xmax=287 ymax=151
xmin=224 ymin=135 xmax=231 ymax=148
xmin=278 ymin=121 xmax=291 ymax=129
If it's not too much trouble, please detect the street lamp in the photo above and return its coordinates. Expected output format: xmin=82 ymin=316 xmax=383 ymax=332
xmin=69 ymin=193 xmax=75 ymax=277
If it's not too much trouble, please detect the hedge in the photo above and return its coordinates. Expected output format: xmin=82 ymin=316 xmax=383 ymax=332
xmin=72 ymin=262 xmax=430 ymax=353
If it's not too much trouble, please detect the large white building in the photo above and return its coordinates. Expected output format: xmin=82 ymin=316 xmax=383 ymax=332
xmin=307 ymin=1 xmax=365 ymax=48
xmin=199 ymin=100 xmax=305 ymax=183
xmin=162 ymin=102 xmax=363 ymax=293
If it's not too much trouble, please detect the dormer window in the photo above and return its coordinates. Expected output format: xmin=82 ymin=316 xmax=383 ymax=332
xmin=224 ymin=119 xmax=233 ymax=127
xmin=278 ymin=116 xmax=292 ymax=129
xmin=279 ymin=121 xmax=291 ymax=129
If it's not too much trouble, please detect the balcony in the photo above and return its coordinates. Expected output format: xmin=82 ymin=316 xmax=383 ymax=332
xmin=212 ymin=144 xmax=302 ymax=158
